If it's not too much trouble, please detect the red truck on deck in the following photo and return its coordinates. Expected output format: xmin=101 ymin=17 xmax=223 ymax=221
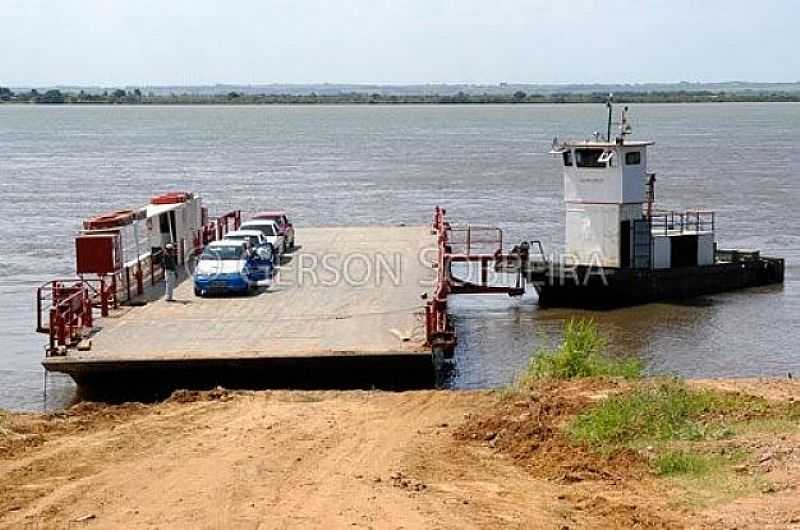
xmin=251 ymin=211 xmax=295 ymax=251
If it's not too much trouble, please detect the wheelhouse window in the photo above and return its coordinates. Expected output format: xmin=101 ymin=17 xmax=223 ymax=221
xmin=575 ymin=148 xmax=606 ymax=168
xmin=625 ymin=151 xmax=641 ymax=165
xmin=562 ymin=150 xmax=573 ymax=166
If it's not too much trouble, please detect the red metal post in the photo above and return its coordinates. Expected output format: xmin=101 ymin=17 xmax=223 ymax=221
xmin=424 ymin=303 xmax=432 ymax=345
xmin=136 ymin=260 xmax=144 ymax=295
xmin=83 ymin=286 xmax=93 ymax=328
xmin=36 ymin=286 xmax=43 ymax=332
xmin=49 ymin=308 xmax=57 ymax=351
xmin=55 ymin=310 xmax=66 ymax=347
xmin=112 ymin=273 xmax=119 ymax=308
xmin=100 ymin=277 xmax=109 ymax=317
xmin=125 ymin=266 xmax=131 ymax=302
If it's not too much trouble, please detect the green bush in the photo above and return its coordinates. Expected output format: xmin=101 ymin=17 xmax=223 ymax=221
xmin=525 ymin=319 xmax=642 ymax=381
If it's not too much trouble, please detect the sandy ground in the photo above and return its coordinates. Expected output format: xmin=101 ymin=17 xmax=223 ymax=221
xmin=1 ymin=390 xmax=563 ymax=530
xmin=1 ymin=379 xmax=799 ymax=529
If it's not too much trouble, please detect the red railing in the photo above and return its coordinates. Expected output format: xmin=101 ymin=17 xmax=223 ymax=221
xmin=36 ymin=209 xmax=242 ymax=355
xmin=37 ymin=247 xmax=172 ymax=355
xmin=447 ymin=225 xmax=503 ymax=255
xmin=109 ymin=248 xmax=167 ymax=304
xmin=425 ymin=207 xmax=456 ymax=353
xmin=213 ymin=210 xmax=242 ymax=240
xmin=425 ymin=207 xmax=526 ymax=354
xmin=194 ymin=210 xmax=242 ymax=252
xmin=37 ymin=277 xmax=116 ymax=354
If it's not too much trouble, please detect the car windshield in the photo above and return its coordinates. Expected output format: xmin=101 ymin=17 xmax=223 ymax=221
xmin=247 ymin=224 xmax=276 ymax=237
xmin=200 ymin=246 xmax=243 ymax=260
xmin=227 ymin=234 xmax=260 ymax=246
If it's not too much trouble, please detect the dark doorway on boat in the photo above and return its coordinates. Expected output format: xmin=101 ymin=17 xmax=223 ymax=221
xmin=620 ymin=220 xmax=631 ymax=268
xmin=671 ymin=234 xmax=698 ymax=268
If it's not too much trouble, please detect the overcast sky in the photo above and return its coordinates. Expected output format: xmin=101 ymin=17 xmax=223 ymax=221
xmin=2 ymin=0 xmax=797 ymax=86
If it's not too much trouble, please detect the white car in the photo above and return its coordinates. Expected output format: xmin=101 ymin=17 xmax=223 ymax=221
xmin=239 ymin=220 xmax=287 ymax=256
xmin=223 ymin=229 xmax=276 ymax=265
xmin=224 ymin=229 xmax=271 ymax=254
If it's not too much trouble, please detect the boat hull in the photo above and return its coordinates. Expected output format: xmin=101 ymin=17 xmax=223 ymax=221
xmin=528 ymin=258 xmax=785 ymax=308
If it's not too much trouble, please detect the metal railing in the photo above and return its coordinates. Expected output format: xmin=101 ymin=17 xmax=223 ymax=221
xmin=36 ymin=209 xmax=242 ymax=355
xmin=425 ymin=207 xmax=455 ymax=352
xmin=647 ymin=209 xmax=715 ymax=237
xmin=36 ymin=277 xmax=115 ymax=354
xmin=446 ymin=225 xmax=504 ymax=256
xmin=193 ymin=210 xmax=242 ymax=251
xmin=425 ymin=207 xmax=525 ymax=353
xmin=211 ymin=210 xmax=242 ymax=240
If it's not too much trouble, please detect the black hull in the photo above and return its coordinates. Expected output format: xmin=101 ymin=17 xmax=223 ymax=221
xmin=529 ymin=258 xmax=785 ymax=308
xmin=45 ymin=355 xmax=436 ymax=402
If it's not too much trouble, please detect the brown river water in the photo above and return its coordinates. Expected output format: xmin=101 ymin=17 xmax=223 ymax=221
xmin=1 ymin=103 xmax=798 ymax=410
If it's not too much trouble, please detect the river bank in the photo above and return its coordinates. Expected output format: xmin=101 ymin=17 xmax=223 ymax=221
xmin=1 ymin=378 xmax=798 ymax=529
xmin=3 ymin=91 xmax=800 ymax=105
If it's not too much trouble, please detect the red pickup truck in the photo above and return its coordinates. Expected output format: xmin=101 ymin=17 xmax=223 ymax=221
xmin=251 ymin=211 xmax=295 ymax=251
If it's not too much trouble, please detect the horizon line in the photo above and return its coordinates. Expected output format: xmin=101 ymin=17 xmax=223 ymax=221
xmin=6 ymin=80 xmax=800 ymax=89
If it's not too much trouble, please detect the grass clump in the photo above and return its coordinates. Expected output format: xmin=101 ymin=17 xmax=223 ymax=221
xmin=568 ymin=379 xmax=763 ymax=448
xmin=653 ymin=450 xmax=736 ymax=477
xmin=525 ymin=319 xmax=642 ymax=381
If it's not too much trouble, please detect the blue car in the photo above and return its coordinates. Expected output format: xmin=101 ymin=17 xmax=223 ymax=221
xmin=193 ymin=240 xmax=267 ymax=296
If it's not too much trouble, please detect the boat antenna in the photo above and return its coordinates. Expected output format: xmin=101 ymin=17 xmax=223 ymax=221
xmin=606 ymin=93 xmax=614 ymax=142
xmin=620 ymin=105 xmax=632 ymax=139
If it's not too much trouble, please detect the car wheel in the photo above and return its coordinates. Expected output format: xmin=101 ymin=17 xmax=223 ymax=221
xmin=194 ymin=287 xmax=202 ymax=297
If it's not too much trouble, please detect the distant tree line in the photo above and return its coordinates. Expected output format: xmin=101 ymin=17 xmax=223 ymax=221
xmin=1 ymin=86 xmax=799 ymax=105
xmin=0 ymin=87 xmax=145 ymax=104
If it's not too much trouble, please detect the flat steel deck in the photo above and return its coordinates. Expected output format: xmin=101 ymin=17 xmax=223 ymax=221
xmin=44 ymin=226 xmax=436 ymax=381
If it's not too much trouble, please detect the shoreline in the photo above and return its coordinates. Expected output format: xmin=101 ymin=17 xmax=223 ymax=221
xmin=3 ymin=95 xmax=800 ymax=106
xmin=2 ymin=376 xmax=798 ymax=529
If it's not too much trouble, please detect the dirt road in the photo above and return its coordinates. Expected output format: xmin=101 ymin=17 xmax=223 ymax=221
xmin=2 ymin=381 xmax=799 ymax=529
xmin=1 ymin=390 xmax=566 ymax=530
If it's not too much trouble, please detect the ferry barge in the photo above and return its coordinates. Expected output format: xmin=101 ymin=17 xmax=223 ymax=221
xmin=35 ymin=193 xmax=440 ymax=390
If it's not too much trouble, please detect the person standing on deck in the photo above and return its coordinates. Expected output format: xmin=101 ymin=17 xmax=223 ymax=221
xmin=164 ymin=242 xmax=178 ymax=302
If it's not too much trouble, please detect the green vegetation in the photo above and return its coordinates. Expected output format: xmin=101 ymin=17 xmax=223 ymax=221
xmin=731 ymin=417 xmax=800 ymax=435
xmin=497 ymin=317 xmax=800 ymax=506
xmin=652 ymin=449 xmax=741 ymax=477
xmin=1 ymin=86 xmax=800 ymax=105
xmin=566 ymin=377 xmax=799 ymax=493
xmin=568 ymin=379 xmax=764 ymax=447
xmin=524 ymin=319 xmax=642 ymax=381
